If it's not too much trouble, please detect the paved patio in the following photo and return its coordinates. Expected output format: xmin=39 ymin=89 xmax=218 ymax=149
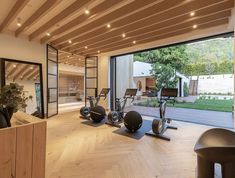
xmin=125 ymin=105 xmax=234 ymax=129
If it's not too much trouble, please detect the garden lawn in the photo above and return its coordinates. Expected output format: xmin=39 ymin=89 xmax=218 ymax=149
xmin=135 ymin=99 xmax=233 ymax=112
xmin=173 ymin=99 xmax=233 ymax=112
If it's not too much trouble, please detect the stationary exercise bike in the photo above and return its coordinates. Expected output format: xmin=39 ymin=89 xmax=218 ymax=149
xmin=145 ymin=88 xmax=178 ymax=141
xmin=80 ymin=88 xmax=110 ymax=120
xmin=106 ymin=89 xmax=137 ymax=128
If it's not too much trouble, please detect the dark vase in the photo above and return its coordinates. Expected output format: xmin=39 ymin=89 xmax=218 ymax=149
xmin=4 ymin=106 xmax=14 ymax=127
xmin=0 ymin=108 xmax=8 ymax=128
xmin=6 ymin=106 xmax=14 ymax=119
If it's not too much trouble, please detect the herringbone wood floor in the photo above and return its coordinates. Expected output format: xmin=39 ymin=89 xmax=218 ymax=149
xmin=46 ymin=111 xmax=212 ymax=178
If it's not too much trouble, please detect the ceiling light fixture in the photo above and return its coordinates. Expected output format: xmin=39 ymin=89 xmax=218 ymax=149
xmin=85 ymin=10 xmax=90 ymax=14
xmin=30 ymin=66 xmax=34 ymax=70
xmin=97 ymin=50 xmax=100 ymax=53
xmin=13 ymin=64 xmax=16 ymax=68
xmin=190 ymin=12 xmax=195 ymax=16
xmin=193 ymin=24 xmax=198 ymax=29
xmin=122 ymin=33 xmax=126 ymax=38
xmin=133 ymin=40 xmax=136 ymax=44
xmin=107 ymin=24 xmax=111 ymax=28
xmin=68 ymin=40 xmax=72 ymax=44
xmin=16 ymin=17 xmax=22 ymax=27
xmin=46 ymin=32 xmax=51 ymax=36
xmin=85 ymin=46 xmax=88 ymax=49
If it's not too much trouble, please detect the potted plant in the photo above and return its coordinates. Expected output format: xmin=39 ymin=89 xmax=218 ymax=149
xmin=0 ymin=83 xmax=32 ymax=125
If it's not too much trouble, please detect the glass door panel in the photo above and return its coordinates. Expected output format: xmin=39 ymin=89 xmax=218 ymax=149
xmin=47 ymin=44 xmax=58 ymax=117
xmin=85 ymin=56 xmax=98 ymax=105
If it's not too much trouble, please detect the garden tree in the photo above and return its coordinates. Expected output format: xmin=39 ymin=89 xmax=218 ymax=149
xmin=134 ymin=45 xmax=189 ymax=91
xmin=150 ymin=62 xmax=178 ymax=91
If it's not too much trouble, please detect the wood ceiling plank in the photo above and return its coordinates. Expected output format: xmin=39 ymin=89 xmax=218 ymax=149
xmin=63 ymin=0 xmax=233 ymax=53
xmin=27 ymin=69 xmax=39 ymax=80
xmin=22 ymin=67 xmax=34 ymax=80
xmin=76 ymin=10 xmax=231 ymax=54
xmin=13 ymin=64 xmax=29 ymax=80
xmin=5 ymin=62 xmax=11 ymax=71
xmin=15 ymin=0 xmax=60 ymax=37
xmin=40 ymin=0 xmax=127 ymax=44
xmin=28 ymin=0 xmax=94 ymax=40
xmin=50 ymin=0 xmax=164 ymax=46
xmin=85 ymin=18 xmax=229 ymax=55
xmin=7 ymin=64 xmax=23 ymax=79
xmin=0 ymin=0 xmax=30 ymax=32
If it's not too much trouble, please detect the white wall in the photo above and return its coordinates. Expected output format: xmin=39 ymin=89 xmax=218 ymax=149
xmin=192 ymin=74 xmax=234 ymax=94
xmin=0 ymin=34 xmax=47 ymax=113
xmin=98 ymin=55 xmax=109 ymax=109
xmin=116 ymin=55 xmax=134 ymax=98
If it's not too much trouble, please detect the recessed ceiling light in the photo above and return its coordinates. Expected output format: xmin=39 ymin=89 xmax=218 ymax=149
xmin=13 ymin=64 xmax=16 ymax=68
xmin=16 ymin=17 xmax=21 ymax=27
xmin=46 ymin=32 xmax=51 ymax=36
xmin=107 ymin=24 xmax=111 ymax=28
xmin=193 ymin=24 xmax=197 ymax=29
xmin=67 ymin=55 xmax=70 ymax=58
xmin=133 ymin=40 xmax=136 ymax=44
xmin=190 ymin=12 xmax=195 ymax=16
xmin=68 ymin=40 xmax=72 ymax=44
xmin=97 ymin=50 xmax=100 ymax=53
xmin=85 ymin=10 xmax=90 ymax=15
xmin=85 ymin=46 xmax=88 ymax=49
xmin=122 ymin=33 xmax=126 ymax=38
xmin=30 ymin=66 xmax=34 ymax=70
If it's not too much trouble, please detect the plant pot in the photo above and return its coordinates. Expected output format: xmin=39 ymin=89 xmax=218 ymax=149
xmin=0 ymin=108 xmax=8 ymax=128
xmin=6 ymin=106 xmax=14 ymax=119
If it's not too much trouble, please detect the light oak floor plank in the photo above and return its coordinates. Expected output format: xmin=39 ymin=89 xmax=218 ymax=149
xmin=46 ymin=111 xmax=214 ymax=178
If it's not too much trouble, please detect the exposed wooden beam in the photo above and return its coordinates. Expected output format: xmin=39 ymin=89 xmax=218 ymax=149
xmin=40 ymin=0 xmax=130 ymax=44
xmin=50 ymin=0 xmax=163 ymax=46
xmin=15 ymin=0 xmax=60 ymax=37
xmin=27 ymin=69 xmax=39 ymax=80
xmin=6 ymin=64 xmax=20 ymax=78
xmin=22 ymin=67 xmax=34 ymax=80
xmin=28 ymin=0 xmax=94 ymax=41
xmin=13 ymin=65 xmax=29 ymax=80
xmin=0 ymin=0 xmax=30 ymax=32
xmin=85 ymin=18 xmax=229 ymax=55
xmin=64 ymin=0 xmax=232 ymax=53
xmin=77 ymin=10 xmax=231 ymax=54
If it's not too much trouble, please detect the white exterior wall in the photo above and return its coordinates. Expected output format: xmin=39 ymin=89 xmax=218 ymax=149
xmin=192 ymin=74 xmax=234 ymax=94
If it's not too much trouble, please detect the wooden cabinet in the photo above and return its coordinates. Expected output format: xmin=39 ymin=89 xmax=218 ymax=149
xmin=0 ymin=112 xmax=47 ymax=178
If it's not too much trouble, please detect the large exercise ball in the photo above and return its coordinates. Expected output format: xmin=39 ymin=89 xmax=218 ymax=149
xmin=80 ymin=106 xmax=90 ymax=117
xmin=124 ymin=111 xmax=143 ymax=132
xmin=90 ymin=106 xmax=106 ymax=123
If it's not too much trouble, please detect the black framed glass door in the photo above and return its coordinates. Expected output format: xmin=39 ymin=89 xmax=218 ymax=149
xmin=47 ymin=44 xmax=58 ymax=117
xmin=85 ymin=56 xmax=98 ymax=105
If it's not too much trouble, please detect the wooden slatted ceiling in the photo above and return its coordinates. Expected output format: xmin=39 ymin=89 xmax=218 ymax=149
xmin=5 ymin=62 xmax=39 ymax=81
xmin=0 ymin=0 xmax=233 ymax=60
xmin=58 ymin=51 xmax=85 ymax=67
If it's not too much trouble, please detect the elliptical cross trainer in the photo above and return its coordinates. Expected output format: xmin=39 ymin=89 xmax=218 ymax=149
xmin=106 ymin=88 xmax=137 ymax=128
xmin=80 ymin=88 xmax=110 ymax=120
xmin=145 ymin=88 xmax=178 ymax=141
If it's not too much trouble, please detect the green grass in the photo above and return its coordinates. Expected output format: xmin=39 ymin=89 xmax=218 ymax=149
xmin=135 ymin=98 xmax=233 ymax=112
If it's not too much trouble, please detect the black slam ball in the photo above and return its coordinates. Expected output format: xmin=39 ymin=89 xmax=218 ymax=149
xmin=124 ymin=111 xmax=143 ymax=132
xmin=90 ymin=106 xmax=106 ymax=123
